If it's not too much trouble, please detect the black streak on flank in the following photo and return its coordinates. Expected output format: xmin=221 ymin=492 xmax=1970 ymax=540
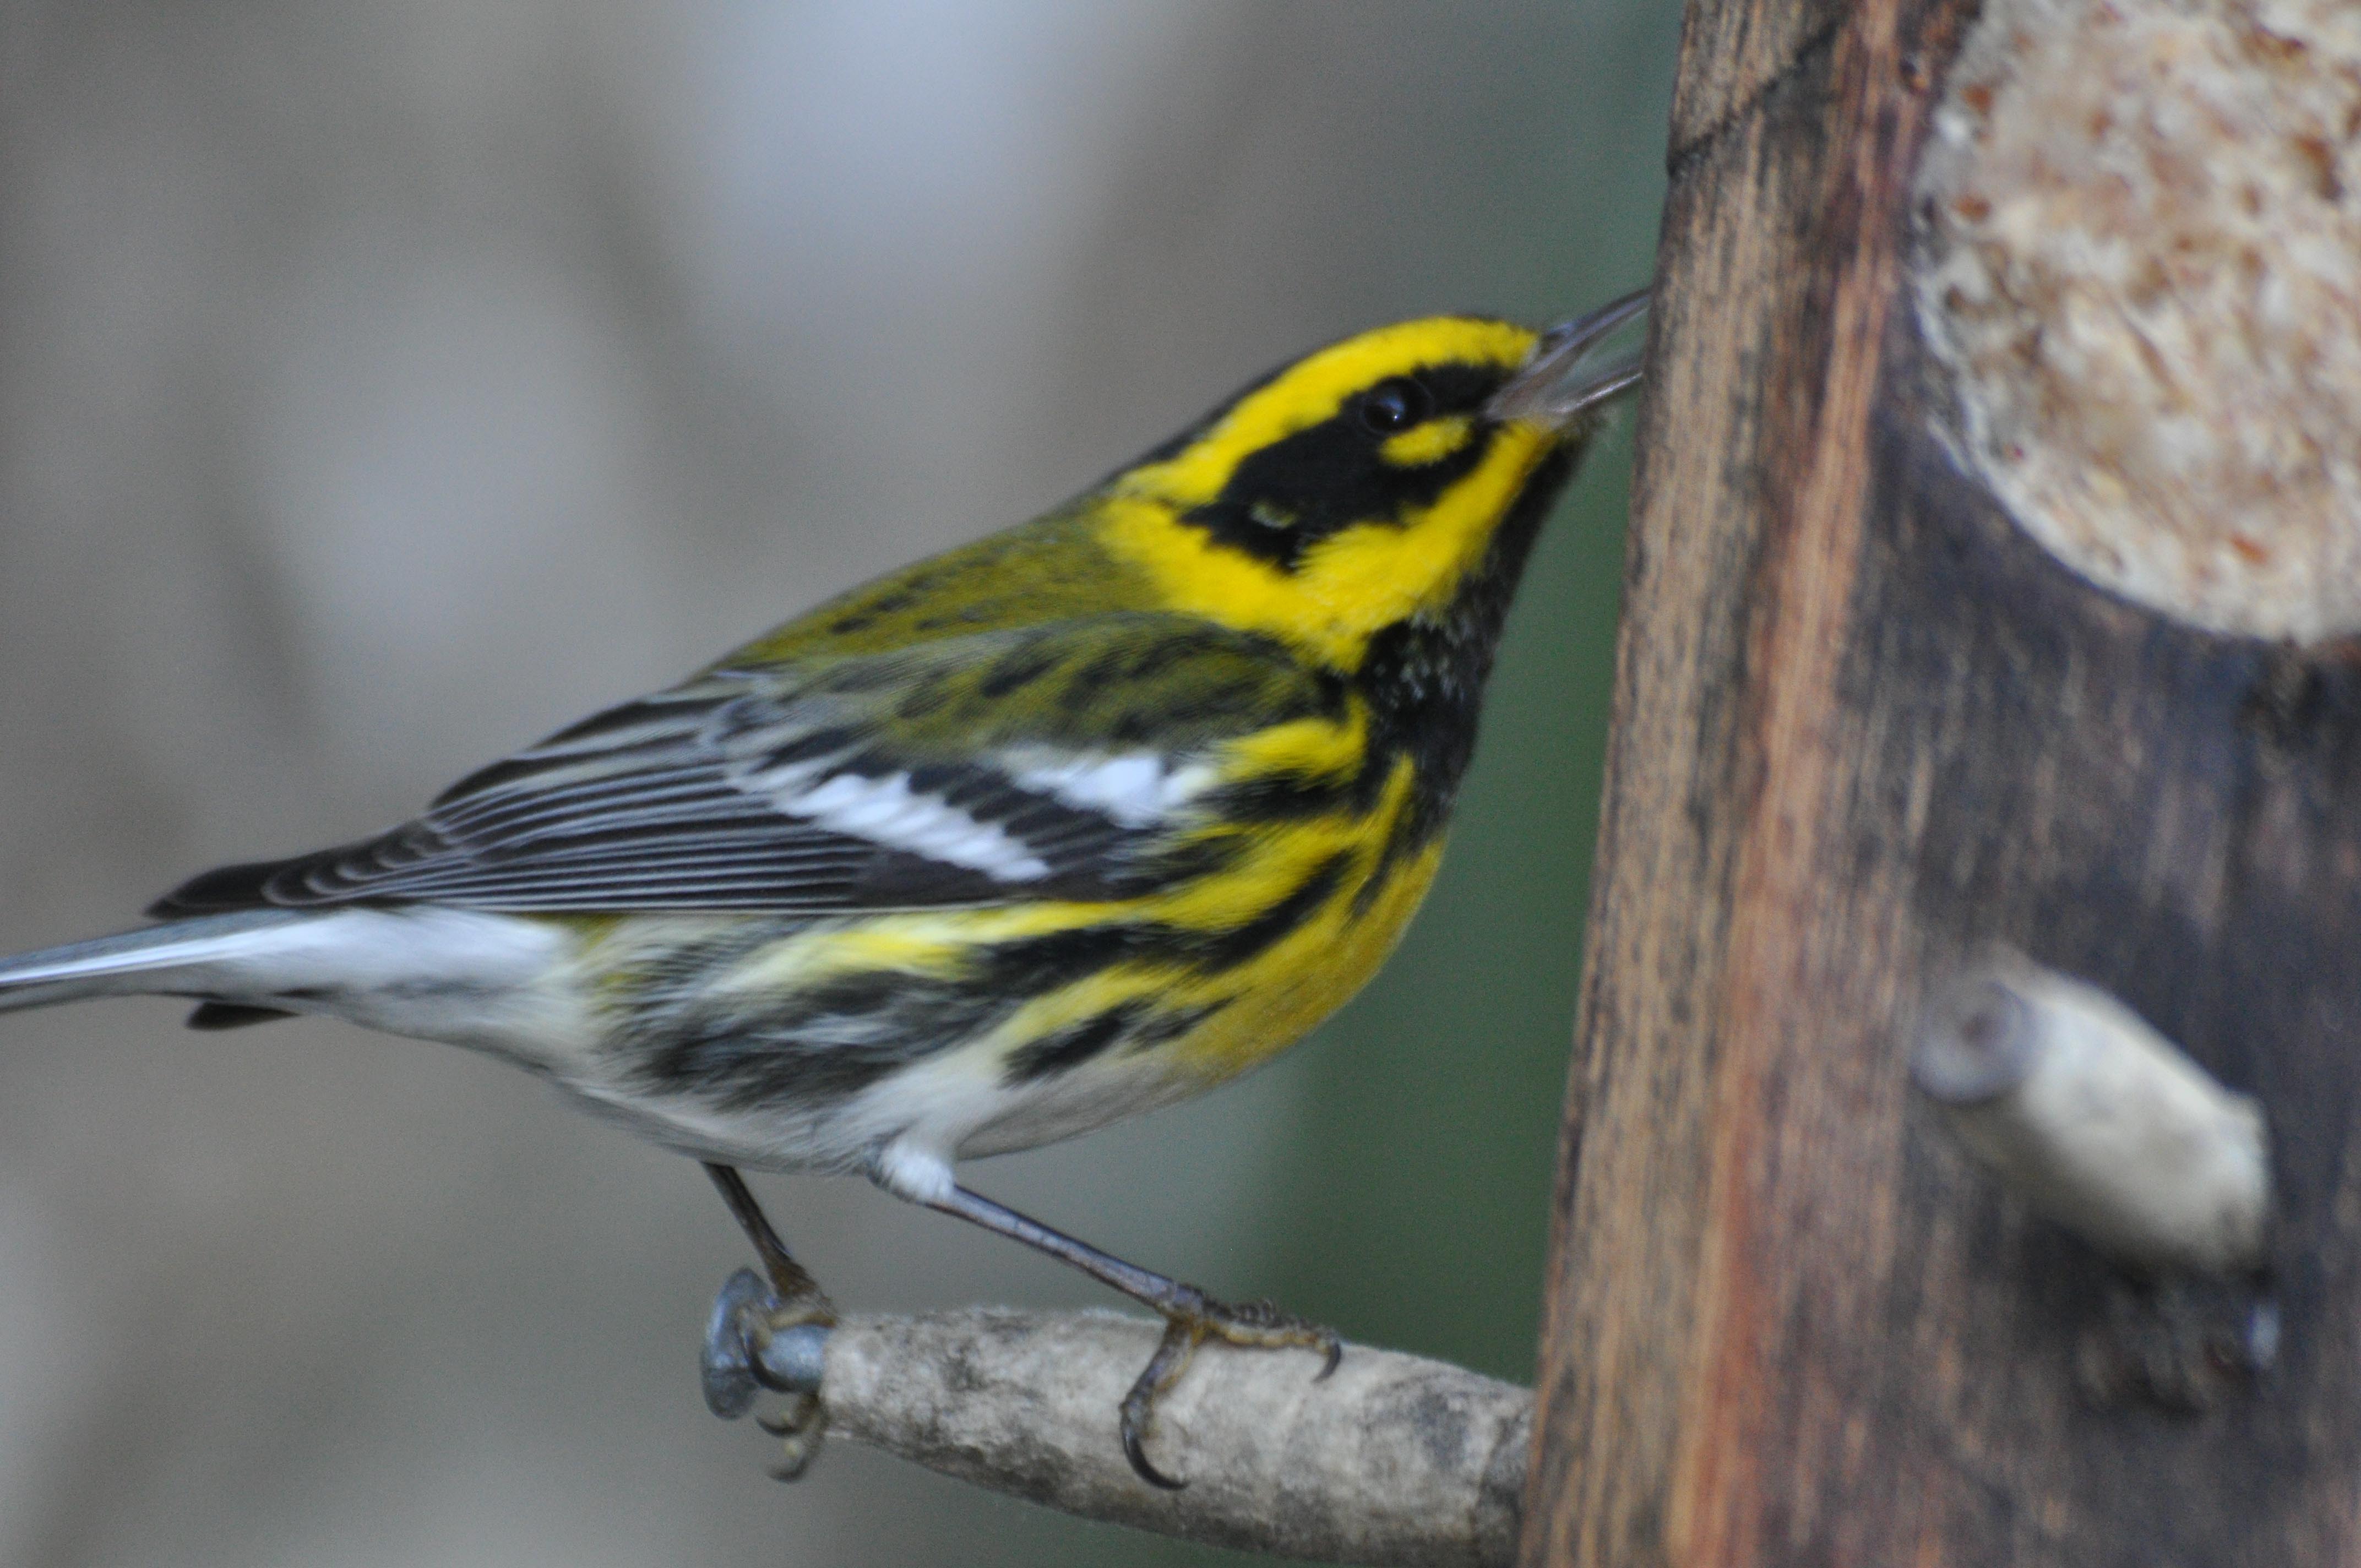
xmin=974 ymin=923 xmax=1146 ymax=996
xmin=631 ymin=962 xmax=974 ymax=1113
xmin=622 ymin=850 xmax=1348 ymax=1112
xmin=1002 ymin=1003 xmax=1143 ymax=1082
xmin=1194 ymin=852 xmax=1348 ymax=969
xmin=970 ymin=848 xmax=1350 ymax=992
xmin=1001 ymin=998 xmax=1227 ymax=1085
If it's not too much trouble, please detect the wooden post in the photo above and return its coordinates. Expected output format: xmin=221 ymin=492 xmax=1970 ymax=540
xmin=1523 ymin=0 xmax=2361 ymax=1562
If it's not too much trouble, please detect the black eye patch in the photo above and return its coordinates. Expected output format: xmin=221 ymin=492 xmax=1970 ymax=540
xmin=1388 ymin=364 xmax=1503 ymax=423
xmin=1179 ymin=361 xmax=1509 ymax=570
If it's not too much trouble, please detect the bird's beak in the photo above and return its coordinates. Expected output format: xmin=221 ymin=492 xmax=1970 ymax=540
xmin=1488 ymin=286 xmax=1651 ymax=431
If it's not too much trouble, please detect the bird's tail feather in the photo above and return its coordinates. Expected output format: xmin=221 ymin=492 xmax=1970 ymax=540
xmin=0 ymin=911 xmax=309 ymax=1014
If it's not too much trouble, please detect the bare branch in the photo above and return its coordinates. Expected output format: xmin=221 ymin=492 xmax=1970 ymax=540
xmin=797 ymin=1308 xmax=1530 ymax=1567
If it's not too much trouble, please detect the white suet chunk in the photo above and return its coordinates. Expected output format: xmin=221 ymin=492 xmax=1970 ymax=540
xmin=1913 ymin=953 xmax=2271 ymax=1277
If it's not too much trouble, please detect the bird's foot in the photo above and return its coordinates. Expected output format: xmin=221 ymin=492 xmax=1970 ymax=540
xmin=701 ymin=1267 xmax=837 ymax=1479
xmin=1118 ymin=1287 xmax=1342 ymax=1490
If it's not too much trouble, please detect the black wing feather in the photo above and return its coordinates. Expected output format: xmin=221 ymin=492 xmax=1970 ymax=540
xmin=149 ymin=618 xmax=1324 ymax=918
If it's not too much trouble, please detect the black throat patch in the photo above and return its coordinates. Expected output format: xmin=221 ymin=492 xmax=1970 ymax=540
xmin=1354 ymin=442 xmax=1578 ymax=850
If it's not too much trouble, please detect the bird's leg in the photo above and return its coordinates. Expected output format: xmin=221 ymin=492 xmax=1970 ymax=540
xmin=700 ymin=1164 xmax=837 ymax=1479
xmin=917 ymin=1181 xmax=1340 ymax=1490
xmin=708 ymin=1163 xmax=829 ymax=1306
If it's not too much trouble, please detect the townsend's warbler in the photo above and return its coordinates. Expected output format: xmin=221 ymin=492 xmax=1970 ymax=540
xmin=0 ymin=290 xmax=1646 ymax=1486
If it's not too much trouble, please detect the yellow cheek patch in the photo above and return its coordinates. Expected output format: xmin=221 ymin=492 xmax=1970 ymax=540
xmin=1296 ymin=422 xmax=1557 ymax=631
xmin=1098 ymin=492 xmax=1354 ymax=658
xmin=1379 ymin=417 xmax=1473 ymax=467
xmin=1098 ymin=416 xmax=1559 ymax=667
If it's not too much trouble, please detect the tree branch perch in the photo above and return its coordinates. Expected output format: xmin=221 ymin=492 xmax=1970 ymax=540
xmin=757 ymin=1308 xmax=1530 ymax=1567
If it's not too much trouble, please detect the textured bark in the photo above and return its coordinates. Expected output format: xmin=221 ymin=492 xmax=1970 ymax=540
xmin=808 ymin=1309 xmax=1529 ymax=1567
xmin=1522 ymin=0 xmax=2361 ymax=1563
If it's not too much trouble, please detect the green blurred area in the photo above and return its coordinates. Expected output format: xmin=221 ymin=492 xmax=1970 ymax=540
xmin=1007 ymin=10 xmax=1677 ymax=1564
xmin=0 ymin=2 xmax=1678 ymax=1561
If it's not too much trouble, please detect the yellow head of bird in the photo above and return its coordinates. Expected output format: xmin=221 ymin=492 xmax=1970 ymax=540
xmin=1098 ymin=297 xmax=1645 ymax=668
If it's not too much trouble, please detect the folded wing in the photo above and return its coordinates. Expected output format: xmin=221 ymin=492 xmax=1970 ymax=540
xmin=151 ymin=616 xmax=1339 ymax=916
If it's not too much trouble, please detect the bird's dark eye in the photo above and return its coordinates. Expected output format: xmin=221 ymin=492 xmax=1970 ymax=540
xmin=1358 ymin=378 xmax=1433 ymax=434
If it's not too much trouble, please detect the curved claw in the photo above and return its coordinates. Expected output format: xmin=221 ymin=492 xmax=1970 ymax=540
xmin=1117 ymin=1315 xmax=1204 ymax=1490
xmin=754 ymin=1391 xmax=827 ymax=1479
xmin=768 ymin=1444 xmax=822 ymax=1484
xmin=1108 ymin=1288 xmax=1344 ymax=1485
xmin=768 ymin=1397 xmax=828 ymax=1482
xmin=1121 ymin=1416 xmax=1187 ymax=1491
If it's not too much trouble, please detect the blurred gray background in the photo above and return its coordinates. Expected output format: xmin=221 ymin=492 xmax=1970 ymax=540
xmin=0 ymin=3 xmax=1678 ymax=1563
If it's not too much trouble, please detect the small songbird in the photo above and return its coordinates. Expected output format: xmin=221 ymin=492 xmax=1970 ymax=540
xmin=0 ymin=290 xmax=1645 ymax=1487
